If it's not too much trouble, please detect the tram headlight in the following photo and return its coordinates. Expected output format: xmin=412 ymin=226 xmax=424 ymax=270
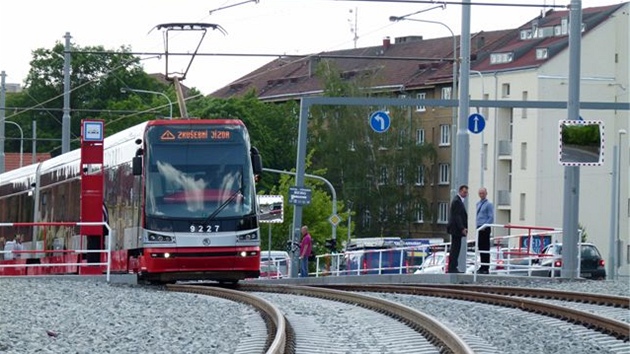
xmin=147 ymin=233 xmax=175 ymax=243
xmin=164 ymin=253 xmax=170 ymax=258
xmin=240 ymin=251 xmax=248 ymax=257
xmin=238 ymin=233 xmax=258 ymax=241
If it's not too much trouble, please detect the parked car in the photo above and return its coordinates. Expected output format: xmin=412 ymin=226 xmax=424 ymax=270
xmin=534 ymin=242 xmax=606 ymax=280
xmin=259 ymin=261 xmax=283 ymax=279
xmin=260 ymin=250 xmax=291 ymax=277
xmin=414 ymin=252 xmax=477 ymax=274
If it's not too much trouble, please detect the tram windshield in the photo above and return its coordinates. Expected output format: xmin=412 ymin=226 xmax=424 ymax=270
xmin=145 ymin=125 xmax=255 ymax=220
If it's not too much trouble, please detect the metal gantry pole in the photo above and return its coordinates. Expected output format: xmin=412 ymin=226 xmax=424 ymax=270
xmin=455 ymin=0 xmax=471 ymax=272
xmin=61 ymin=32 xmax=72 ymax=154
xmin=561 ymin=0 xmax=583 ymax=279
xmin=0 ymin=70 xmax=6 ymax=173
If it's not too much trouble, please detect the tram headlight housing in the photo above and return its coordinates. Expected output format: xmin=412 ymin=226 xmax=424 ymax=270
xmin=237 ymin=232 xmax=258 ymax=241
xmin=147 ymin=233 xmax=175 ymax=243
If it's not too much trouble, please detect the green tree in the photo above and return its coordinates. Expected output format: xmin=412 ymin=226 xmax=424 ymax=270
xmin=260 ymin=152 xmax=352 ymax=256
xmin=309 ymin=60 xmax=436 ymax=239
xmin=6 ymin=42 xmax=168 ymax=156
xmin=191 ymin=91 xmax=299 ymax=191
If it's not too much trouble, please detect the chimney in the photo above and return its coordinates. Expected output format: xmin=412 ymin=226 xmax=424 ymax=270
xmin=383 ymin=37 xmax=391 ymax=50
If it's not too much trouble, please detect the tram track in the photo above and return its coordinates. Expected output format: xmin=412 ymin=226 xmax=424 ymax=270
xmin=238 ymin=283 xmax=474 ymax=354
xmin=313 ymin=284 xmax=630 ymax=342
xmin=166 ymin=284 xmax=289 ymax=354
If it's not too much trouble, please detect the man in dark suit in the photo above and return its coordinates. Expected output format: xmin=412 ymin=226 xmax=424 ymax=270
xmin=446 ymin=185 xmax=468 ymax=273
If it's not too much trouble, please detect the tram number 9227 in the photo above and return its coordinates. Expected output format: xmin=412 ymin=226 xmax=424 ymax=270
xmin=190 ymin=225 xmax=221 ymax=233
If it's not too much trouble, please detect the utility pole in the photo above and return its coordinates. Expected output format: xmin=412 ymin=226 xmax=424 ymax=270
xmin=62 ymin=32 xmax=72 ymax=154
xmin=0 ymin=70 xmax=6 ymax=173
xmin=455 ymin=0 xmax=471 ymax=272
xmin=561 ymin=0 xmax=582 ymax=279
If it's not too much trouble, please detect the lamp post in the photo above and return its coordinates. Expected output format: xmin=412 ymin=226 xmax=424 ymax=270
xmin=120 ymin=87 xmax=173 ymax=119
xmin=5 ymin=120 xmax=24 ymax=168
xmin=389 ymin=13 xmax=458 ymax=199
xmin=609 ymin=129 xmax=627 ymax=280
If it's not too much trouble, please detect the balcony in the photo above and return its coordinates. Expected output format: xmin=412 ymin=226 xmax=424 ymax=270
xmin=497 ymin=190 xmax=511 ymax=207
xmin=498 ymin=140 xmax=512 ymax=159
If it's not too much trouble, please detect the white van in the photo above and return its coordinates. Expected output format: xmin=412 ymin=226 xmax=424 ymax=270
xmin=260 ymin=250 xmax=292 ymax=278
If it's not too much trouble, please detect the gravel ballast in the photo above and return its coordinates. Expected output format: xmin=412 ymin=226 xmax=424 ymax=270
xmin=0 ymin=278 xmax=257 ymax=354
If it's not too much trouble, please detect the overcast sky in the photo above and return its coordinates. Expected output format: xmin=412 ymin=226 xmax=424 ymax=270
xmin=0 ymin=0 xmax=622 ymax=94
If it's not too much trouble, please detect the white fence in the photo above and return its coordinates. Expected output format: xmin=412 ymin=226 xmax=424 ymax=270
xmin=0 ymin=221 xmax=112 ymax=282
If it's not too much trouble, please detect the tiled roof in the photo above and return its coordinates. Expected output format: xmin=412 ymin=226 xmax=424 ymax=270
xmin=3 ymin=153 xmax=51 ymax=172
xmin=210 ymin=3 xmax=626 ymax=100
xmin=473 ymin=3 xmax=625 ymax=72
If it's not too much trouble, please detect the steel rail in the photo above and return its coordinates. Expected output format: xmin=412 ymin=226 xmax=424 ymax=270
xmin=239 ymin=283 xmax=474 ymax=354
xmin=166 ymin=284 xmax=286 ymax=354
xmin=317 ymin=284 xmax=630 ymax=341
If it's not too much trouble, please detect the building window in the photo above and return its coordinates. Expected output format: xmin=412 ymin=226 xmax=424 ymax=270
xmin=483 ymin=143 xmax=488 ymax=171
xmin=490 ymin=52 xmax=514 ymax=64
xmin=519 ymin=193 xmax=526 ymax=220
xmin=399 ymin=130 xmax=407 ymax=146
xmin=362 ymin=209 xmax=371 ymax=228
xmin=521 ymin=91 xmax=528 ymax=118
xmin=439 ymin=125 xmax=450 ymax=146
xmin=379 ymin=206 xmax=388 ymax=222
xmin=536 ymin=48 xmax=548 ymax=60
xmin=395 ymin=203 xmax=405 ymax=220
xmin=379 ymin=134 xmax=388 ymax=150
xmin=501 ymin=83 xmax=511 ymax=98
xmin=437 ymin=202 xmax=448 ymax=224
xmin=520 ymin=29 xmax=532 ymax=40
xmin=416 ymin=128 xmax=425 ymax=145
xmin=561 ymin=18 xmax=568 ymax=35
xmin=521 ymin=142 xmax=527 ymax=170
xmin=441 ymin=87 xmax=452 ymax=100
xmin=415 ymin=165 xmax=425 ymax=186
xmin=438 ymin=163 xmax=450 ymax=185
xmin=414 ymin=203 xmax=424 ymax=223
xmin=416 ymin=92 xmax=426 ymax=112
xmin=379 ymin=166 xmax=388 ymax=185
xmin=397 ymin=167 xmax=405 ymax=186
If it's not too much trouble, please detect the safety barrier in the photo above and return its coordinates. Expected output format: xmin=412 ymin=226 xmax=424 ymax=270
xmin=472 ymin=223 xmax=564 ymax=282
xmin=313 ymin=245 xmax=432 ymax=277
xmin=0 ymin=222 xmax=112 ymax=282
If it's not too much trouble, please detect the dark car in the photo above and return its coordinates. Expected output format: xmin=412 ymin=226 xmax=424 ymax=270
xmin=536 ymin=243 xmax=606 ymax=280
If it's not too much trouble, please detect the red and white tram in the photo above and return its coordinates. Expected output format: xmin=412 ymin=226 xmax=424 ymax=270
xmin=0 ymin=118 xmax=263 ymax=283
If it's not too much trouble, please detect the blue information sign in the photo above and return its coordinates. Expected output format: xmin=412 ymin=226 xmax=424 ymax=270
xmin=289 ymin=186 xmax=312 ymax=206
xmin=468 ymin=113 xmax=486 ymax=134
xmin=369 ymin=111 xmax=391 ymax=133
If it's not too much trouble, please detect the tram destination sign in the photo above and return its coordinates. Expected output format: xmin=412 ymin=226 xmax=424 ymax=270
xmin=158 ymin=128 xmax=234 ymax=141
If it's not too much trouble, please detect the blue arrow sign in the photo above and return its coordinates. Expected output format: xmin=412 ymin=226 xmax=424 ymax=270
xmin=468 ymin=113 xmax=486 ymax=134
xmin=369 ymin=111 xmax=391 ymax=133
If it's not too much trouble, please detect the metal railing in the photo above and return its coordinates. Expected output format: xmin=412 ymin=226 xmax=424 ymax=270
xmin=0 ymin=221 xmax=112 ymax=282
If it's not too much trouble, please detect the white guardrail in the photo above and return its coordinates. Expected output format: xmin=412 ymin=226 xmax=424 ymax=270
xmin=0 ymin=222 xmax=112 ymax=282
xmin=312 ymin=224 xmax=572 ymax=281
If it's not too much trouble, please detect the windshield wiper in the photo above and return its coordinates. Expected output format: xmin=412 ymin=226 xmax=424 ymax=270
xmin=204 ymin=189 xmax=242 ymax=224
xmin=204 ymin=171 xmax=244 ymax=224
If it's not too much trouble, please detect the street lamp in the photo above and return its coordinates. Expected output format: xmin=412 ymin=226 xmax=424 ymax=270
xmin=389 ymin=13 xmax=458 ymax=199
xmin=5 ymin=120 xmax=24 ymax=168
xmin=609 ymin=129 xmax=627 ymax=280
xmin=120 ymin=87 xmax=173 ymax=119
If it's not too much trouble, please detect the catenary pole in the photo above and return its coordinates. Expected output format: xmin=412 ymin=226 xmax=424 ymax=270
xmin=455 ymin=0 xmax=471 ymax=272
xmin=0 ymin=70 xmax=6 ymax=173
xmin=561 ymin=0 xmax=582 ymax=279
xmin=62 ymin=32 xmax=72 ymax=154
